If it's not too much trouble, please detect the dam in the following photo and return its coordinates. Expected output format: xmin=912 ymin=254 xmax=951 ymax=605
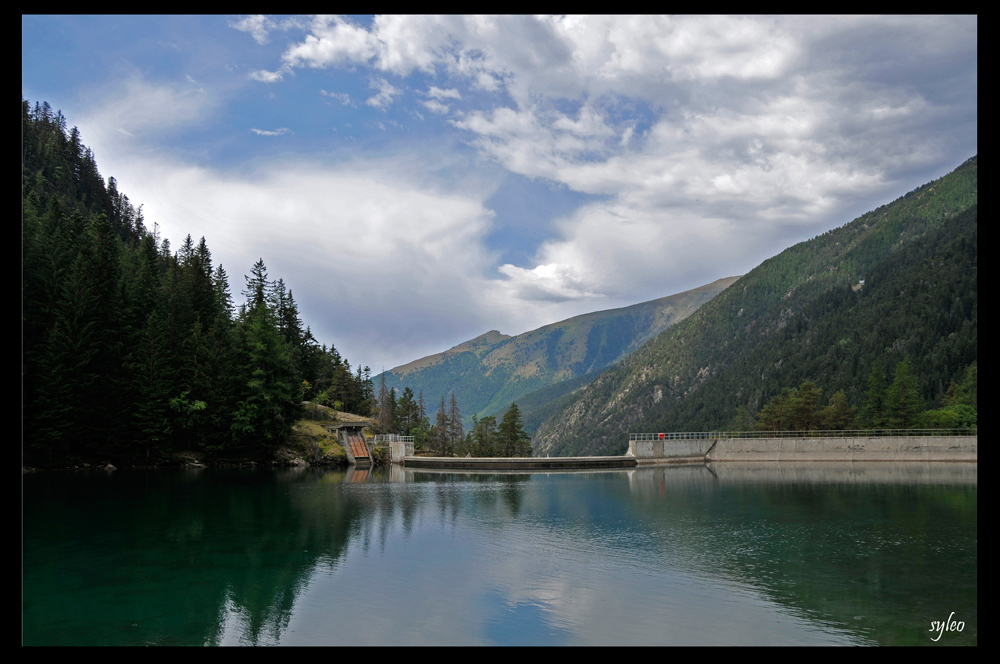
xmin=377 ymin=429 xmax=977 ymax=468
xmin=627 ymin=429 xmax=977 ymax=464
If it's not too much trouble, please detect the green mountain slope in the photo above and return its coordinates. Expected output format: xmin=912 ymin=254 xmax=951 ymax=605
xmin=381 ymin=276 xmax=740 ymax=424
xmin=533 ymin=156 xmax=978 ymax=456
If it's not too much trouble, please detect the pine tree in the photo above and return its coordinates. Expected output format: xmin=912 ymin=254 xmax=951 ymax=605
xmin=818 ymin=390 xmax=857 ymax=430
xmin=435 ymin=395 xmax=449 ymax=456
xmin=859 ymin=361 xmax=888 ymax=428
xmin=471 ymin=415 xmax=498 ymax=456
xmin=943 ymin=362 xmax=977 ymax=411
xmin=448 ymin=393 xmax=463 ymax=452
xmin=499 ymin=403 xmax=531 ymax=457
xmin=243 ymin=259 xmax=271 ymax=311
xmin=790 ymin=380 xmax=822 ymax=430
xmin=756 ymin=388 xmax=795 ymax=432
xmin=377 ymin=373 xmax=392 ymax=433
xmin=229 ymin=266 xmax=301 ymax=455
xmin=397 ymin=387 xmax=417 ymax=435
xmin=212 ymin=264 xmax=234 ymax=320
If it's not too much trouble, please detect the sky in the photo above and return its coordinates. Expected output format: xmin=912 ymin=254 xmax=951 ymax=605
xmin=22 ymin=15 xmax=978 ymax=372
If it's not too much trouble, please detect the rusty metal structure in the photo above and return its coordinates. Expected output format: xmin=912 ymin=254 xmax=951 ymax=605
xmin=328 ymin=422 xmax=374 ymax=467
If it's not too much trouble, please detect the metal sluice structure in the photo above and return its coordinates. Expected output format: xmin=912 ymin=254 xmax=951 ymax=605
xmin=345 ymin=432 xmax=370 ymax=462
xmin=327 ymin=422 xmax=374 ymax=467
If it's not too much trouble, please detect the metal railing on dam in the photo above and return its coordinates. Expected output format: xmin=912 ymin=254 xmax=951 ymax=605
xmin=373 ymin=434 xmax=415 ymax=444
xmin=630 ymin=429 xmax=977 ymax=441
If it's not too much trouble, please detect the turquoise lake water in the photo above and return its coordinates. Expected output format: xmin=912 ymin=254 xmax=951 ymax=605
xmin=22 ymin=462 xmax=977 ymax=645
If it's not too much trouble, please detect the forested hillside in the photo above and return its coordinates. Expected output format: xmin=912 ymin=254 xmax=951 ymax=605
xmin=533 ymin=156 xmax=978 ymax=456
xmin=381 ymin=276 xmax=739 ymax=427
xmin=22 ymin=100 xmax=374 ymax=466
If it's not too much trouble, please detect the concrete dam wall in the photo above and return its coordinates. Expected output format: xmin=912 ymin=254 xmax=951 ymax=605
xmin=629 ymin=436 xmax=977 ymax=463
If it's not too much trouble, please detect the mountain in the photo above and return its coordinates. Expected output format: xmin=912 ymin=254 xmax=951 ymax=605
xmin=532 ymin=156 xmax=977 ymax=456
xmin=381 ymin=276 xmax=740 ymax=425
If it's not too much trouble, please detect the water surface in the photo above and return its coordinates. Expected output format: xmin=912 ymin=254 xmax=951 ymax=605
xmin=22 ymin=462 xmax=977 ymax=645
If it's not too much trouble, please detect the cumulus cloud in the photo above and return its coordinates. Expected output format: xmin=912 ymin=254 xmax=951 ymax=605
xmin=77 ymin=90 xmax=506 ymax=367
xmin=102 ymin=18 xmax=977 ymax=364
xmin=498 ymin=262 xmax=599 ymax=302
xmin=282 ymin=15 xmax=381 ymax=69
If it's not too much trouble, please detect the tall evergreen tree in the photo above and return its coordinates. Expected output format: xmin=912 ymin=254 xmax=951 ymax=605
xmin=818 ymin=390 xmax=857 ymax=430
xmin=397 ymin=387 xmax=418 ymax=435
xmin=448 ymin=393 xmax=463 ymax=452
xmin=790 ymin=380 xmax=822 ymax=430
xmin=435 ymin=395 xmax=449 ymax=456
xmin=756 ymin=388 xmax=795 ymax=432
xmin=859 ymin=361 xmax=888 ymax=428
xmin=243 ymin=259 xmax=271 ymax=311
xmin=471 ymin=414 xmax=498 ymax=456
xmin=376 ymin=373 xmax=393 ymax=433
xmin=499 ymin=403 xmax=531 ymax=457
xmin=227 ymin=263 xmax=301 ymax=455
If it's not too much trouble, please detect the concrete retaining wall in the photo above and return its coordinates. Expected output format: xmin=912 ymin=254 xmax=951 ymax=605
xmin=629 ymin=439 xmax=715 ymax=460
xmin=705 ymin=436 xmax=976 ymax=462
xmin=403 ymin=456 xmax=637 ymax=470
xmin=389 ymin=441 xmax=414 ymax=464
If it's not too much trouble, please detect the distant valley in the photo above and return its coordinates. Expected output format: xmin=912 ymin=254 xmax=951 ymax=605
xmin=379 ymin=276 xmax=740 ymax=428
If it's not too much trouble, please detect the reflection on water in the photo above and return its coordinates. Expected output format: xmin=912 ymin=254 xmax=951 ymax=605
xmin=23 ymin=463 xmax=976 ymax=645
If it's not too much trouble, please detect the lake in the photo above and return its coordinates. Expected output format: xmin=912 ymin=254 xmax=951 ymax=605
xmin=22 ymin=462 xmax=977 ymax=645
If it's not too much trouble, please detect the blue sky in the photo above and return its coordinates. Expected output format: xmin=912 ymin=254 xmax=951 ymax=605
xmin=22 ymin=15 xmax=977 ymax=371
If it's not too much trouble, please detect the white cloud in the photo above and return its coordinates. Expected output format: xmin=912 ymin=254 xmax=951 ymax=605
xmin=282 ymin=15 xmax=381 ymax=69
xmin=421 ymin=99 xmax=450 ymax=115
xmin=230 ymin=14 xmax=275 ymax=45
xmin=81 ymin=78 xmax=214 ymax=139
xmin=251 ymin=127 xmax=291 ymax=136
xmin=231 ymin=14 xmax=309 ymax=45
xmin=498 ymin=262 xmax=599 ymax=302
xmin=76 ymin=99 xmax=511 ymax=368
xmin=90 ymin=17 xmax=978 ymax=365
xmin=249 ymin=68 xmax=286 ymax=83
xmin=426 ymin=86 xmax=461 ymax=100
xmin=366 ymin=77 xmax=401 ymax=110
xmin=320 ymin=89 xmax=352 ymax=105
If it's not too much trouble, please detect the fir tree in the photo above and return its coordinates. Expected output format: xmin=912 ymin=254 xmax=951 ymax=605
xmin=377 ymin=373 xmax=393 ymax=434
xmin=435 ymin=395 xmax=449 ymax=456
xmin=790 ymin=380 xmax=823 ymax=430
xmin=756 ymin=388 xmax=795 ymax=432
xmin=499 ymin=403 xmax=531 ymax=457
xmin=859 ymin=361 xmax=888 ymax=428
xmin=818 ymin=390 xmax=857 ymax=430
xmin=448 ymin=393 xmax=463 ymax=453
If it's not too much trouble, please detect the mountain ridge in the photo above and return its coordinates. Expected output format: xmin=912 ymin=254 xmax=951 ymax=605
xmin=380 ymin=275 xmax=741 ymax=424
xmin=532 ymin=155 xmax=977 ymax=456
